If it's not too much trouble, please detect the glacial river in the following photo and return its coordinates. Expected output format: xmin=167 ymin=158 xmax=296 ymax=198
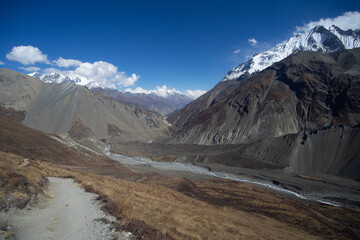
xmin=105 ymin=149 xmax=348 ymax=208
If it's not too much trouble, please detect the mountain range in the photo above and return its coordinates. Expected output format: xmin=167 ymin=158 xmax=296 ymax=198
xmin=168 ymin=47 xmax=360 ymax=179
xmin=93 ymin=88 xmax=192 ymax=116
xmin=28 ymin=72 xmax=193 ymax=115
xmin=1 ymin=24 xmax=359 ymax=180
xmin=168 ymin=25 xmax=360 ymax=130
xmin=169 ymin=48 xmax=360 ymax=143
xmin=0 ymin=69 xmax=172 ymax=142
xmin=28 ymin=71 xmax=102 ymax=88
xmin=167 ymin=25 xmax=360 ymax=179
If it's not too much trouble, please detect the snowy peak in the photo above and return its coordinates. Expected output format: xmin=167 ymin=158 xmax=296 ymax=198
xmin=306 ymin=25 xmax=344 ymax=52
xmin=28 ymin=72 xmax=103 ymax=89
xmin=329 ymin=25 xmax=360 ymax=49
xmin=93 ymin=87 xmax=193 ymax=116
xmin=223 ymin=25 xmax=360 ymax=81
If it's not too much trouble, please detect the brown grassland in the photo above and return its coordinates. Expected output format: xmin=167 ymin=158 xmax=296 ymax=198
xmin=1 ymin=117 xmax=360 ymax=239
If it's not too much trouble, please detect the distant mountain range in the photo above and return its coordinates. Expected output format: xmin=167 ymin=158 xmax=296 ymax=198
xmin=28 ymin=71 xmax=102 ymax=88
xmin=223 ymin=25 xmax=360 ymax=81
xmin=28 ymin=72 xmax=193 ymax=115
xmin=93 ymin=88 xmax=192 ymax=116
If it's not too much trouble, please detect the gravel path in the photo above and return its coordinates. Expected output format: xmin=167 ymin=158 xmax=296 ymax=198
xmin=1 ymin=177 xmax=130 ymax=240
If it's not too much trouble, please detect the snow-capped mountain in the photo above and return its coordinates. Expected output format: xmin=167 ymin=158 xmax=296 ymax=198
xmin=93 ymin=88 xmax=193 ymax=116
xmin=28 ymin=72 xmax=193 ymax=115
xmin=28 ymin=72 xmax=103 ymax=88
xmin=223 ymin=25 xmax=360 ymax=81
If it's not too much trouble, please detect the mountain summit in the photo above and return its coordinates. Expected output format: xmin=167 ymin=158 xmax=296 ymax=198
xmin=28 ymin=72 xmax=103 ymax=89
xmin=223 ymin=25 xmax=360 ymax=81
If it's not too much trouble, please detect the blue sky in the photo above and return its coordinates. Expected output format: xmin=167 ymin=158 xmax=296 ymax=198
xmin=1 ymin=0 xmax=359 ymax=97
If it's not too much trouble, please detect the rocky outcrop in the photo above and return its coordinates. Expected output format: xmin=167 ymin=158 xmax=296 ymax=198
xmin=68 ymin=118 xmax=95 ymax=140
xmin=0 ymin=105 xmax=26 ymax=122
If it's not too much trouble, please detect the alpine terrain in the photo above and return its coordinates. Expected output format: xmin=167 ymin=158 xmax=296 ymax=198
xmin=168 ymin=25 xmax=360 ymax=129
xmin=1 ymin=16 xmax=360 ymax=240
xmin=93 ymin=87 xmax=193 ymax=115
xmin=0 ymin=69 xmax=172 ymax=142
xmin=29 ymin=72 xmax=194 ymax=115
xmin=167 ymin=25 xmax=360 ymax=180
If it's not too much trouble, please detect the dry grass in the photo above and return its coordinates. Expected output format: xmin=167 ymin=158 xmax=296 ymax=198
xmin=26 ymin=158 xmax=359 ymax=240
xmin=0 ymin=147 xmax=358 ymax=239
xmin=1 ymin=151 xmax=360 ymax=239
xmin=0 ymin=152 xmax=47 ymax=210
xmin=37 ymin=163 xmax=304 ymax=239
xmin=152 ymin=155 xmax=179 ymax=162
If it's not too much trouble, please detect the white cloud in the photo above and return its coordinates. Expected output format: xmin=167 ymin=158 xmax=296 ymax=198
xmin=296 ymin=11 xmax=360 ymax=32
xmin=6 ymin=45 xmax=48 ymax=65
xmin=184 ymin=89 xmax=206 ymax=99
xmin=125 ymin=87 xmax=151 ymax=94
xmin=73 ymin=61 xmax=140 ymax=88
xmin=6 ymin=45 xmax=139 ymax=88
xmin=125 ymin=85 xmax=206 ymax=99
xmin=0 ymin=61 xmax=4 ymax=65
xmin=43 ymin=61 xmax=139 ymax=88
xmin=125 ymin=85 xmax=181 ymax=98
xmin=18 ymin=66 xmax=41 ymax=72
xmin=43 ymin=67 xmax=64 ymax=74
xmin=124 ymin=73 xmax=140 ymax=87
xmin=154 ymin=85 xmax=181 ymax=98
xmin=73 ymin=61 xmax=118 ymax=88
xmin=53 ymin=57 xmax=82 ymax=68
xmin=248 ymin=38 xmax=257 ymax=46
xmin=233 ymin=49 xmax=240 ymax=54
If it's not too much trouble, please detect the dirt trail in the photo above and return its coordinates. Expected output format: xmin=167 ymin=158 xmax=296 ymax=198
xmin=1 ymin=177 xmax=130 ymax=240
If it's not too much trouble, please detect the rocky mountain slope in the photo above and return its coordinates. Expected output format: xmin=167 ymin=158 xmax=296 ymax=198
xmin=168 ymin=25 xmax=360 ymax=130
xmin=0 ymin=69 xmax=44 ymax=111
xmin=171 ymin=48 xmax=360 ymax=143
xmin=0 ymin=69 xmax=172 ymax=142
xmin=167 ymin=80 xmax=241 ymax=129
xmin=168 ymin=49 xmax=360 ymax=178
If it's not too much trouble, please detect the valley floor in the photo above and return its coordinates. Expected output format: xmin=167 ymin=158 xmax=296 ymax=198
xmin=0 ymin=138 xmax=359 ymax=239
xmin=108 ymin=141 xmax=360 ymax=211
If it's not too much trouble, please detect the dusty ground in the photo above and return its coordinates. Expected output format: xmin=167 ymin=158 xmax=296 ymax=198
xmin=0 ymin=177 xmax=130 ymax=240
